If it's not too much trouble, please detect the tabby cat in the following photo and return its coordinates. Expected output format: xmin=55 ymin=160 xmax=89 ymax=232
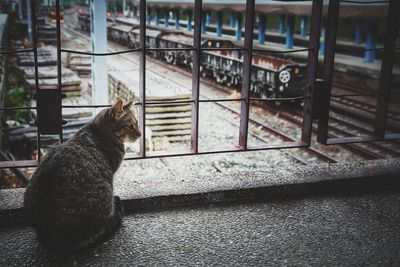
xmin=24 ymin=100 xmax=141 ymax=252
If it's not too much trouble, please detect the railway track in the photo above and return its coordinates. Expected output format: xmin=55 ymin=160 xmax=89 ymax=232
xmin=65 ymin=23 xmax=400 ymax=163
xmin=63 ymin=24 xmax=340 ymax=164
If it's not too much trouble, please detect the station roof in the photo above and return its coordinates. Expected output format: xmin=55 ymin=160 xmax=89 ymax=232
xmin=142 ymin=0 xmax=389 ymax=18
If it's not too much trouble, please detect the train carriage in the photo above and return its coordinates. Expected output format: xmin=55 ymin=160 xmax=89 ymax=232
xmin=77 ymin=14 xmax=308 ymax=101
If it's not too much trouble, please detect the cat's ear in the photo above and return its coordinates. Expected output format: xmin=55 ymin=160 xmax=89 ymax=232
xmin=123 ymin=101 xmax=133 ymax=111
xmin=109 ymin=100 xmax=123 ymax=119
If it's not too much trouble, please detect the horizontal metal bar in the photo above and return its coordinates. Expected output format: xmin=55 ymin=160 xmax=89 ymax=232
xmin=340 ymin=47 xmax=395 ymax=53
xmin=253 ymin=48 xmax=312 ymax=54
xmin=201 ymin=47 xmax=246 ymax=51
xmin=61 ymin=104 xmax=112 ymax=108
xmin=326 ymin=133 xmax=400 ymax=145
xmin=0 ymin=106 xmax=37 ymax=111
xmin=250 ymin=96 xmax=308 ymax=102
xmin=340 ymin=0 xmax=389 ymax=4
xmin=199 ymin=98 xmax=244 ymax=103
xmin=331 ymin=93 xmax=379 ymax=98
xmin=123 ymin=141 xmax=307 ymax=160
xmin=146 ymin=99 xmax=194 ymax=105
xmin=145 ymin=47 xmax=194 ymax=51
xmin=61 ymin=48 xmax=140 ymax=56
xmin=0 ymin=48 xmax=33 ymax=55
xmin=0 ymin=160 xmax=38 ymax=169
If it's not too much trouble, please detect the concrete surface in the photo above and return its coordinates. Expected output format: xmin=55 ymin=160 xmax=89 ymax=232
xmin=1 ymin=191 xmax=400 ymax=266
xmin=2 ymin=158 xmax=400 ymax=226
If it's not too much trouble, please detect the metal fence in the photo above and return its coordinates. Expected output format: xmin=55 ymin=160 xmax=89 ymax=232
xmin=0 ymin=0 xmax=399 ymax=170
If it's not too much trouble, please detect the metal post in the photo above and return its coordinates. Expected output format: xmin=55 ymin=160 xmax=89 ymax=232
xmin=175 ymin=9 xmax=180 ymax=29
xmin=164 ymin=9 xmax=169 ymax=27
xmin=147 ymin=8 xmax=151 ymax=24
xmin=286 ymin=16 xmax=294 ymax=49
xmin=18 ymin=0 xmax=23 ymax=20
xmin=235 ymin=12 xmax=242 ymax=40
xmin=206 ymin=12 xmax=211 ymax=25
xmin=316 ymin=0 xmax=340 ymax=144
xmin=191 ymin=0 xmax=202 ymax=153
xmin=216 ymin=11 xmax=223 ymax=37
xmin=201 ymin=11 xmax=206 ymax=33
xmin=258 ymin=13 xmax=266 ymax=44
xmin=155 ymin=8 xmax=160 ymax=26
xmin=139 ymin=0 xmax=146 ymax=156
xmin=319 ymin=24 xmax=325 ymax=55
xmin=364 ymin=19 xmax=376 ymax=63
xmin=230 ymin=11 xmax=235 ymax=28
xmin=187 ymin=10 xmax=192 ymax=31
xmin=26 ymin=0 xmax=32 ymax=44
xmin=123 ymin=0 xmax=126 ymax=17
xmin=300 ymin=16 xmax=307 ymax=37
xmin=301 ymin=0 xmax=323 ymax=145
xmin=238 ymin=0 xmax=255 ymax=149
xmin=374 ymin=0 xmax=400 ymax=138
xmin=355 ymin=19 xmax=363 ymax=44
xmin=90 ymin=0 xmax=108 ymax=111
xmin=279 ymin=14 xmax=285 ymax=34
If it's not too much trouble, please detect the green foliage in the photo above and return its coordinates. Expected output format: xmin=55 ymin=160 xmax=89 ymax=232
xmin=6 ymin=86 xmax=30 ymax=123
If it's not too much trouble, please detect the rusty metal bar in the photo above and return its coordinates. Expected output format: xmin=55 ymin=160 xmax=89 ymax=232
xmin=55 ymin=0 xmax=63 ymax=143
xmin=253 ymin=48 xmax=311 ymax=54
xmin=30 ymin=0 xmax=41 ymax=161
xmin=139 ymin=0 xmax=146 ymax=156
xmin=191 ymin=1 xmax=202 ymax=154
xmin=300 ymin=0 xmax=323 ymax=146
xmin=0 ymin=160 xmax=38 ymax=169
xmin=238 ymin=0 xmax=255 ymax=150
xmin=124 ymin=141 xmax=308 ymax=161
xmin=326 ymin=133 xmax=400 ymax=145
xmin=61 ymin=48 xmax=140 ymax=56
xmin=316 ymin=0 xmax=340 ymax=144
xmin=0 ymin=48 xmax=33 ymax=55
xmin=373 ymin=0 xmax=400 ymax=138
xmin=250 ymin=96 xmax=308 ymax=102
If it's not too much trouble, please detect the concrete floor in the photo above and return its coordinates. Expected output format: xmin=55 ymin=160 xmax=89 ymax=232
xmin=1 ymin=191 xmax=400 ymax=267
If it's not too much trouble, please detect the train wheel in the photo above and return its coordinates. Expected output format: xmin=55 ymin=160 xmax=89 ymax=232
xmin=166 ymin=53 xmax=174 ymax=64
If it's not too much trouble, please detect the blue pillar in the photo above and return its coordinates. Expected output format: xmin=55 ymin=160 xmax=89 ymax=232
xmin=355 ymin=19 xmax=363 ymax=45
xmin=26 ymin=0 xmax=32 ymax=43
xmin=286 ymin=16 xmax=294 ymax=49
xmin=146 ymin=8 xmax=151 ymax=24
xmin=175 ymin=10 xmax=180 ymax=29
xmin=319 ymin=27 xmax=325 ymax=55
xmin=300 ymin=16 xmax=307 ymax=37
xmin=364 ymin=20 xmax=376 ymax=63
xmin=279 ymin=14 xmax=286 ymax=34
xmin=235 ymin=12 xmax=242 ymax=40
xmin=206 ymin=12 xmax=212 ymax=25
xmin=216 ymin=11 xmax=223 ymax=37
xmin=187 ymin=10 xmax=192 ymax=31
xmin=155 ymin=8 xmax=160 ymax=26
xmin=230 ymin=11 xmax=235 ymax=28
xmin=201 ymin=11 xmax=206 ymax=33
xmin=164 ymin=9 xmax=169 ymax=27
xmin=258 ymin=13 xmax=266 ymax=44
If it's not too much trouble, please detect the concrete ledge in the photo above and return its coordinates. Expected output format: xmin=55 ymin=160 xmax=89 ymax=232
xmin=1 ymin=158 xmax=400 ymax=227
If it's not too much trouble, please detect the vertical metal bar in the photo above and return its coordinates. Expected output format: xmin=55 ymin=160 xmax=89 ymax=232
xmin=139 ymin=0 xmax=146 ymax=156
xmin=55 ymin=0 xmax=63 ymax=143
xmin=316 ymin=0 xmax=340 ymax=144
xmin=374 ymin=0 xmax=400 ymax=138
xmin=191 ymin=0 xmax=202 ymax=154
xmin=238 ymin=0 xmax=255 ymax=150
xmin=31 ymin=0 xmax=41 ymax=161
xmin=301 ymin=0 xmax=323 ymax=145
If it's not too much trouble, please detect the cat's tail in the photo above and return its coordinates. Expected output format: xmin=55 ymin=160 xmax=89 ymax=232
xmin=38 ymin=197 xmax=124 ymax=253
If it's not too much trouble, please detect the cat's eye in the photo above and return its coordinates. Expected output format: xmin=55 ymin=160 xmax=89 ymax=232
xmin=126 ymin=125 xmax=134 ymax=130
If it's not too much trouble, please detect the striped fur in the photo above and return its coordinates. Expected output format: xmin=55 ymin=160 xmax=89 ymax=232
xmin=24 ymin=100 xmax=141 ymax=252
